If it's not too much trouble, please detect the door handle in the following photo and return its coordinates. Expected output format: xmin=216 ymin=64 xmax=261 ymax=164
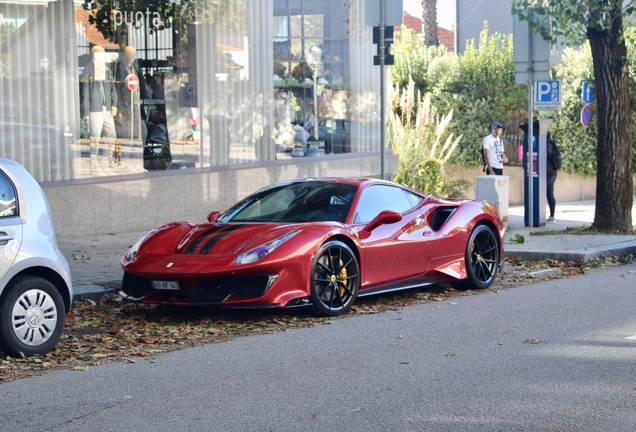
xmin=422 ymin=230 xmax=432 ymax=237
xmin=0 ymin=232 xmax=15 ymax=245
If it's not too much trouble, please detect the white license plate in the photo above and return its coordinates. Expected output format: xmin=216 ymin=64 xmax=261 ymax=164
xmin=152 ymin=281 xmax=180 ymax=291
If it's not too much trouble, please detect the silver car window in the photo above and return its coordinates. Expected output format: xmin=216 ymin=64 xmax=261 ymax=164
xmin=354 ymin=185 xmax=413 ymax=224
xmin=0 ymin=171 xmax=17 ymax=217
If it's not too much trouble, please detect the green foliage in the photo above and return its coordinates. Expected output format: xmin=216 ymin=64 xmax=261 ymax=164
xmin=457 ymin=23 xmax=516 ymax=101
xmin=427 ymin=54 xmax=460 ymax=92
xmin=390 ymin=79 xmax=469 ymax=197
xmin=548 ymin=46 xmax=599 ymax=176
xmin=392 ymin=27 xmax=447 ymax=94
xmin=430 ymin=23 xmax=525 ymax=168
xmin=390 ymin=18 xmax=636 ymax=177
xmin=512 ymin=0 xmax=636 ymax=46
xmin=437 ymin=94 xmax=491 ymax=167
xmin=549 ymin=39 xmax=636 ymax=175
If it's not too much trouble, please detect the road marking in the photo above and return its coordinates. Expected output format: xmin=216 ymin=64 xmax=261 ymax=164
xmin=624 ymin=335 xmax=636 ymax=340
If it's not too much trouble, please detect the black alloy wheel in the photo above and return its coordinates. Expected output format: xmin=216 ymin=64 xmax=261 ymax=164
xmin=310 ymin=240 xmax=360 ymax=316
xmin=453 ymin=224 xmax=500 ymax=290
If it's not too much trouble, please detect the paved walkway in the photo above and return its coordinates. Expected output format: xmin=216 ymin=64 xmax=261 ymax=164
xmin=505 ymin=196 xmax=636 ymax=261
xmin=58 ymin=197 xmax=636 ymax=300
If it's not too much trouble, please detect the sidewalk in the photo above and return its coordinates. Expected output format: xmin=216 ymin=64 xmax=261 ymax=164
xmin=505 ymin=196 xmax=636 ymax=261
xmin=57 ymin=230 xmax=147 ymax=301
xmin=59 ymin=198 xmax=636 ymax=301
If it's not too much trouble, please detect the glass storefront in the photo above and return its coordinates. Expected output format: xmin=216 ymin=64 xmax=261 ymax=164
xmin=0 ymin=0 xmax=380 ymax=183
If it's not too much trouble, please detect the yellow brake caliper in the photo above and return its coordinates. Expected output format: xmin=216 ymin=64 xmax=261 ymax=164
xmin=338 ymin=259 xmax=347 ymax=297
xmin=329 ymin=258 xmax=348 ymax=297
xmin=471 ymin=241 xmax=478 ymax=262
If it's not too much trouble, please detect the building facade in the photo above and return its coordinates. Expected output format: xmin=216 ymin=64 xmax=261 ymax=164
xmin=0 ymin=0 xmax=396 ymax=235
xmin=454 ymin=0 xmax=562 ymax=62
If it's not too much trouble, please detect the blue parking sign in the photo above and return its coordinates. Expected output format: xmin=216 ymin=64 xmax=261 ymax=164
xmin=534 ymin=80 xmax=562 ymax=111
xmin=582 ymin=81 xmax=594 ymax=104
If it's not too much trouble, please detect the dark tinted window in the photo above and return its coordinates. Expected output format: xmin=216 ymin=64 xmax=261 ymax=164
xmin=220 ymin=181 xmax=358 ymax=223
xmin=354 ymin=185 xmax=417 ymax=223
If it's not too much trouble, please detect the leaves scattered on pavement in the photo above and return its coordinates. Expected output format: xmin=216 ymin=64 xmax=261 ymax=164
xmin=0 ymin=254 xmax=633 ymax=383
xmin=507 ymin=233 xmax=527 ymax=244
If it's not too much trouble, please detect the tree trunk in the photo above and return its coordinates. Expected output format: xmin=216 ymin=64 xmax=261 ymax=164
xmin=587 ymin=5 xmax=633 ymax=232
xmin=422 ymin=0 xmax=438 ymax=46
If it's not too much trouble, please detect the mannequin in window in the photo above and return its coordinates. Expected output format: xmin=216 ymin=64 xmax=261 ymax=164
xmin=80 ymin=45 xmax=117 ymax=157
xmin=115 ymin=46 xmax=146 ymax=142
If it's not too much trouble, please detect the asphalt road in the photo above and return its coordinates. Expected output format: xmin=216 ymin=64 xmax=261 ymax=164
xmin=1 ymin=263 xmax=636 ymax=432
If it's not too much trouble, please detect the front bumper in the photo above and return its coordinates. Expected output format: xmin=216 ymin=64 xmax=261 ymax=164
xmin=120 ymin=271 xmax=280 ymax=306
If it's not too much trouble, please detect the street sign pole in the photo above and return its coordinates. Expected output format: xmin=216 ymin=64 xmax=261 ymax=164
xmin=527 ymin=14 xmax=533 ymax=229
xmin=379 ymin=0 xmax=386 ymax=180
xmin=367 ymin=0 xmax=402 ymax=180
xmin=131 ymin=91 xmax=134 ymax=144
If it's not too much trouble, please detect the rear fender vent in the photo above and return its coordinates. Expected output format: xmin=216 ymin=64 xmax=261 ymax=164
xmin=430 ymin=207 xmax=457 ymax=231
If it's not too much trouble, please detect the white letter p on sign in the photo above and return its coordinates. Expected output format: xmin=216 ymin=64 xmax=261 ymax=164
xmin=537 ymin=82 xmax=551 ymax=101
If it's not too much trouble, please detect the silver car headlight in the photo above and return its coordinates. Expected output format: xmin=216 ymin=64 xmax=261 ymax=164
xmin=235 ymin=230 xmax=301 ymax=265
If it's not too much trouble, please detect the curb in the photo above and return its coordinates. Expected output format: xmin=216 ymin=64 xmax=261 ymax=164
xmin=72 ymin=284 xmax=118 ymax=302
xmin=505 ymin=240 xmax=636 ymax=262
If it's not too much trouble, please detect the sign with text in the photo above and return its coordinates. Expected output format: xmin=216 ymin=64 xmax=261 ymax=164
xmin=534 ymin=80 xmax=562 ymax=111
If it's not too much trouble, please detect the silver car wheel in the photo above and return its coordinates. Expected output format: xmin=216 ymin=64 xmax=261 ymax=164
xmin=11 ymin=289 xmax=59 ymax=347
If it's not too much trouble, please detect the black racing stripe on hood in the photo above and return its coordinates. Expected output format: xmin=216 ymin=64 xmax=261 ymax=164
xmin=199 ymin=224 xmax=246 ymax=254
xmin=184 ymin=225 xmax=226 ymax=254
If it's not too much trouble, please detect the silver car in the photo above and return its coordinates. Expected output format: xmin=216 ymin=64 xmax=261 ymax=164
xmin=0 ymin=158 xmax=72 ymax=356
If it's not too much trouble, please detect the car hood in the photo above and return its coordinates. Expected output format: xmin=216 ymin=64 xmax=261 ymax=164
xmin=169 ymin=223 xmax=304 ymax=256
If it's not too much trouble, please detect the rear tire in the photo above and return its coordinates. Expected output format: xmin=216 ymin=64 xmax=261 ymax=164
xmin=453 ymin=224 xmax=500 ymax=290
xmin=310 ymin=241 xmax=359 ymax=316
xmin=0 ymin=277 xmax=66 ymax=357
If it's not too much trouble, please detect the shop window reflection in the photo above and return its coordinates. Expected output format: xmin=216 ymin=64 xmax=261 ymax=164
xmin=0 ymin=0 xmax=379 ymax=183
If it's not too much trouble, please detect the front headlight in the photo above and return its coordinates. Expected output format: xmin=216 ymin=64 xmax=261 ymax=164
xmin=235 ymin=230 xmax=301 ymax=265
xmin=123 ymin=230 xmax=154 ymax=263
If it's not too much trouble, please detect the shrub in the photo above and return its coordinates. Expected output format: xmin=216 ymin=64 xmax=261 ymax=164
xmin=390 ymin=78 xmax=469 ymax=197
xmin=392 ymin=26 xmax=447 ymax=94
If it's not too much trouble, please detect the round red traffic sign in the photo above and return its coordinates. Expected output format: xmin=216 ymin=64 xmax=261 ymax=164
xmin=126 ymin=74 xmax=139 ymax=91
xmin=581 ymin=104 xmax=593 ymax=127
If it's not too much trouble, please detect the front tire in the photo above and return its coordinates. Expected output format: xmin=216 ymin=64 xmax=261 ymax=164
xmin=453 ymin=224 xmax=500 ymax=290
xmin=0 ymin=277 xmax=66 ymax=357
xmin=310 ymin=241 xmax=360 ymax=316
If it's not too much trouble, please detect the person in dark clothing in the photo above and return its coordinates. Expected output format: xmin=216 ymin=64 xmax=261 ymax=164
xmin=546 ymin=132 xmax=558 ymax=223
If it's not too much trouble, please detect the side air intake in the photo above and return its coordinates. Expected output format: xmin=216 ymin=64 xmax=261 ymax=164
xmin=430 ymin=207 xmax=457 ymax=231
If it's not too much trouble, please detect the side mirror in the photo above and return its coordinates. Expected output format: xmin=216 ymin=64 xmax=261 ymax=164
xmin=207 ymin=211 xmax=221 ymax=223
xmin=359 ymin=210 xmax=402 ymax=239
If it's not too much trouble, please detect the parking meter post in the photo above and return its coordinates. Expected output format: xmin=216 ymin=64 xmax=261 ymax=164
xmin=527 ymin=43 xmax=533 ymax=228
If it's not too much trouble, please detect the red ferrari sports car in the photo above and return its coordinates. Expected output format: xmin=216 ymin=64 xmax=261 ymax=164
xmin=120 ymin=178 xmax=505 ymax=316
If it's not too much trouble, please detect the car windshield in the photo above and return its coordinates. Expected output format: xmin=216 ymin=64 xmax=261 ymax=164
xmin=220 ymin=181 xmax=358 ymax=223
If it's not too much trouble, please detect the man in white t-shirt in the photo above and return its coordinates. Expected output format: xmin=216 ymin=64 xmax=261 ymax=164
xmin=483 ymin=122 xmax=508 ymax=175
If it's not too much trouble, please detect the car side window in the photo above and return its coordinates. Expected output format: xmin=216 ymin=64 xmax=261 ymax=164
xmin=403 ymin=190 xmax=424 ymax=207
xmin=0 ymin=171 xmax=17 ymax=218
xmin=354 ymin=185 xmax=414 ymax=223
